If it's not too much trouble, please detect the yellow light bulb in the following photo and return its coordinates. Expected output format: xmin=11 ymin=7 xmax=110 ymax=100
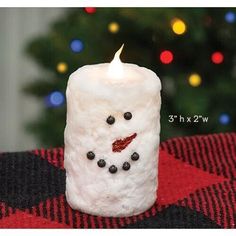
xmin=188 ymin=73 xmax=202 ymax=87
xmin=108 ymin=22 xmax=120 ymax=34
xmin=171 ymin=18 xmax=186 ymax=35
xmin=57 ymin=62 xmax=68 ymax=73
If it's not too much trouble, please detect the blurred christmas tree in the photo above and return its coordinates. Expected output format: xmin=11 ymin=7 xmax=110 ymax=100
xmin=23 ymin=8 xmax=236 ymax=147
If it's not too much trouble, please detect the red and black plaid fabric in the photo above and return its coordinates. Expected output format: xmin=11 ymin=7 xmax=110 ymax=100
xmin=0 ymin=132 xmax=235 ymax=228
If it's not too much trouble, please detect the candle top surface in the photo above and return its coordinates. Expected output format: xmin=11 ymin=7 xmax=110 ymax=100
xmin=70 ymin=63 xmax=161 ymax=84
xmin=67 ymin=62 xmax=161 ymax=100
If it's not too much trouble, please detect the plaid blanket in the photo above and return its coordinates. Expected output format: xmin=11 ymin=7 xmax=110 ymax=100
xmin=0 ymin=132 xmax=235 ymax=228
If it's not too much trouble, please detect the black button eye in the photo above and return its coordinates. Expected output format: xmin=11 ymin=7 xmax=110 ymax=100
xmin=106 ymin=115 xmax=115 ymax=125
xmin=124 ymin=112 xmax=132 ymax=120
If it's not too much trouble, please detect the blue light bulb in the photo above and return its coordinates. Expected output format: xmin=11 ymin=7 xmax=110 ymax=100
xmin=70 ymin=39 xmax=84 ymax=53
xmin=45 ymin=91 xmax=65 ymax=107
xmin=219 ymin=113 xmax=230 ymax=125
xmin=225 ymin=12 xmax=236 ymax=23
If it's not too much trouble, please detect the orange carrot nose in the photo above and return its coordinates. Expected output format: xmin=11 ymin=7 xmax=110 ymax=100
xmin=112 ymin=133 xmax=137 ymax=153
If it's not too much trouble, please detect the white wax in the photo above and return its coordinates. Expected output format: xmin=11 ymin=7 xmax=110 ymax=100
xmin=64 ymin=62 xmax=161 ymax=217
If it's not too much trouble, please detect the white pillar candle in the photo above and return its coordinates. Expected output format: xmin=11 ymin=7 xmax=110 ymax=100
xmin=64 ymin=46 xmax=161 ymax=217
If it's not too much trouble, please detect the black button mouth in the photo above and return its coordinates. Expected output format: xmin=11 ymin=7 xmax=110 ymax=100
xmin=131 ymin=152 xmax=139 ymax=161
xmin=109 ymin=165 xmax=118 ymax=174
xmin=86 ymin=151 xmax=139 ymax=174
xmin=87 ymin=151 xmax=95 ymax=160
xmin=97 ymin=159 xmax=106 ymax=168
xmin=122 ymin=162 xmax=131 ymax=171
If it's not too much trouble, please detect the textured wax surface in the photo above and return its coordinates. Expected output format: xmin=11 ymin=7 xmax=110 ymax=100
xmin=64 ymin=63 xmax=161 ymax=217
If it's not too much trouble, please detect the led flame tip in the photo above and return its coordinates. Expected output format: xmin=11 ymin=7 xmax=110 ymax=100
xmin=108 ymin=44 xmax=125 ymax=79
xmin=114 ymin=44 xmax=124 ymax=60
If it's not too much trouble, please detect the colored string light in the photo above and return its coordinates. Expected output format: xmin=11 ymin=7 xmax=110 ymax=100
xmin=57 ymin=62 xmax=68 ymax=73
xmin=171 ymin=18 xmax=187 ymax=35
xmin=160 ymin=50 xmax=174 ymax=64
xmin=45 ymin=91 xmax=65 ymax=107
xmin=108 ymin=22 xmax=120 ymax=34
xmin=211 ymin=52 xmax=224 ymax=64
xmin=225 ymin=11 xmax=235 ymax=23
xmin=188 ymin=73 xmax=202 ymax=87
xmin=70 ymin=39 xmax=84 ymax=53
xmin=219 ymin=113 xmax=230 ymax=125
xmin=84 ymin=8 xmax=96 ymax=14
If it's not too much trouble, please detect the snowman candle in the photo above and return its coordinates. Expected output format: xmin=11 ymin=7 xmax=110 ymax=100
xmin=64 ymin=46 xmax=161 ymax=217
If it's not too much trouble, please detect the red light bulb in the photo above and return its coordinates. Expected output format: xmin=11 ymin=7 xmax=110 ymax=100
xmin=84 ymin=8 xmax=96 ymax=14
xmin=160 ymin=50 xmax=174 ymax=64
xmin=211 ymin=52 xmax=224 ymax=64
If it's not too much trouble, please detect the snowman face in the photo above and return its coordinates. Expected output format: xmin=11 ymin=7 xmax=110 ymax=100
xmin=73 ymin=90 xmax=160 ymax=176
xmin=85 ymin=110 xmax=142 ymax=174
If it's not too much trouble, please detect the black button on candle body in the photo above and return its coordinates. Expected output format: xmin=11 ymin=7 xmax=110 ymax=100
xmin=122 ymin=162 xmax=131 ymax=171
xmin=109 ymin=165 xmax=118 ymax=174
xmin=124 ymin=112 xmax=132 ymax=120
xmin=106 ymin=116 xmax=115 ymax=125
xmin=87 ymin=151 xmax=95 ymax=160
xmin=131 ymin=152 xmax=139 ymax=161
xmin=97 ymin=159 xmax=106 ymax=168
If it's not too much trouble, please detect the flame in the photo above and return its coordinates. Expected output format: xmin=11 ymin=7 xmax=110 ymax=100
xmin=108 ymin=44 xmax=124 ymax=79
